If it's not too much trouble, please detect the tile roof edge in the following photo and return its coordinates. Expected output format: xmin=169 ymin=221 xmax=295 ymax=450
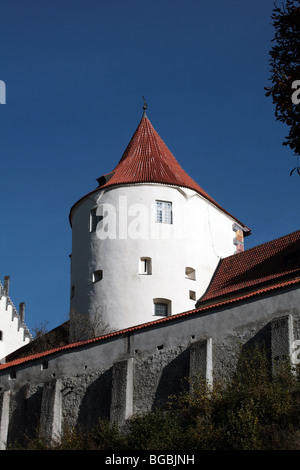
xmin=1 ymin=276 xmax=299 ymax=372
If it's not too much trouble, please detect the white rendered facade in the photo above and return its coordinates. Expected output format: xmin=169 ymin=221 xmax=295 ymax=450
xmin=69 ymin=182 xmax=245 ymax=337
xmin=0 ymin=279 xmax=31 ymax=363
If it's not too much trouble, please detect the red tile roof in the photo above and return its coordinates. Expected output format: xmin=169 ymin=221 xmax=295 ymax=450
xmin=197 ymin=229 xmax=300 ymax=306
xmin=69 ymin=114 xmax=250 ymax=233
xmin=99 ymin=115 xmax=220 ymax=202
xmin=0 ymin=274 xmax=299 ymax=372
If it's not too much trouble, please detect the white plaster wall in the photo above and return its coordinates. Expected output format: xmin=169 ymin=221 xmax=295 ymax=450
xmin=70 ymin=183 xmax=244 ymax=334
xmin=0 ymin=296 xmax=30 ymax=362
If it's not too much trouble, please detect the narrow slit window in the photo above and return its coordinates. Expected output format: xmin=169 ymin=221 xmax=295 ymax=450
xmin=0 ymin=331 xmax=2 ymax=341
xmin=90 ymin=208 xmax=103 ymax=232
xmin=92 ymin=270 xmax=103 ymax=283
xmin=155 ymin=201 xmax=172 ymax=224
xmin=139 ymin=257 xmax=152 ymax=275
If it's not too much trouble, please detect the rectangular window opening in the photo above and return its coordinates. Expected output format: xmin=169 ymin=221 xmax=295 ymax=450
xmin=139 ymin=257 xmax=152 ymax=275
xmin=9 ymin=370 xmax=16 ymax=380
xmin=155 ymin=200 xmax=172 ymax=224
xmin=90 ymin=208 xmax=103 ymax=232
xmin=92 ymin=270 xmax=103 ymax=283
xmin=153 ymin=299 xmax=171 ymax=317
xmin=189 ymin=290 xmax=196 ymax=301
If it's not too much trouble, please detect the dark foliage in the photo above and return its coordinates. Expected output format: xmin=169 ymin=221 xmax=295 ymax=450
xmin=265 ymin=0 xmax=300 ymax=172
xmin=8 ymin=347 xmax=300 ymax=450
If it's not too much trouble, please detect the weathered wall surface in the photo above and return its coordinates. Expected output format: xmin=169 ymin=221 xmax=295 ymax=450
xmin=0 ymin=285 xmax=300 ymax=448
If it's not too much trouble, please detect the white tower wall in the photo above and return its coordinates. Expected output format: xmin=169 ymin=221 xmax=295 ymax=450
xmin=70 ymin=183 xmax=242 ymax=338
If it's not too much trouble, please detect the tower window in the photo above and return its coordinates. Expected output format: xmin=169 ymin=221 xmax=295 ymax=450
xmin=189 ymin=290 xmax=196 ymax=301
xmin=155 ymin=201 xmax=172 ymax=224
xmin=90 ymin=208 xmax=103 ymax=232
xmin=0 ymin=331 xmax=2 ymax=341
xmin=153 ymin=299 xmax=171 ymax=317
xmin=92 ymin=270 xmax=103 ymax=283
xmin=139 ymin=257 xmax=152 ymax=275
xmin=185 ymin=267 xmax=196 ymax=280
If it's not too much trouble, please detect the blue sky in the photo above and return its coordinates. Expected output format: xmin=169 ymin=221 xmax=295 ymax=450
xmin=0 ymin=0 xmax=299 ymax=333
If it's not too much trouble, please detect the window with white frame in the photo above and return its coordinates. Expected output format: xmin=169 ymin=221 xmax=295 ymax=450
xmin=155 ymin=200 xmax=172 ymax=224
xmin=90 ymin=208 xmax=103 ymax=232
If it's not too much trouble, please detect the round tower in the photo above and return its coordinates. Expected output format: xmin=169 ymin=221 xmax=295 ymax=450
xmin=69 ymin=106 xmax=250 ymax=340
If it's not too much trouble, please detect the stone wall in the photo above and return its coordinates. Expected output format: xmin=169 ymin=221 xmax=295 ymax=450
xmin=0 ymin=284 xmax=299 ymax=449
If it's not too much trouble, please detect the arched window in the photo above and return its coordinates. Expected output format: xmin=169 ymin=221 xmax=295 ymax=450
xmin=185 ymin=267 xmax=196 ymax=280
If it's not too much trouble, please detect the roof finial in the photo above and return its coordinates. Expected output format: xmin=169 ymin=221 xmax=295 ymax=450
xmin=142 ymin=96 xmax=147 ymax=117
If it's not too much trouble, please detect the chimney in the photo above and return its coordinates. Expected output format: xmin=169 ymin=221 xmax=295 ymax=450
xmin=19 ymin=302 xmax=25 ymax=323
xmin=4 ymin=276 xmax=10 ymax=295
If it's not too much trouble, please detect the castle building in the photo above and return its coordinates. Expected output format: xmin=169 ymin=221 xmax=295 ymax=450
xmin=0 ymin=106 xmax=299 ymax=449
xmin=69 ymin=107 xmax=250 ymax=338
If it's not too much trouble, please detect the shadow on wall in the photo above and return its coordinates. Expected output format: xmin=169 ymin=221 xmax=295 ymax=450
xmin=151 ymin=348 xmax=190 ymax=412
xmin=77 ymin=368 xmax=113 ymax=428
xmin=7 ymin=384 xmax=43 ymax=446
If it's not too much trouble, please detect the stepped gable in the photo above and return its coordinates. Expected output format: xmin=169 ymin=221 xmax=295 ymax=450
xmin=70 ymin=112 xmax=250 ymax=233
xmin=197 ymin=229 xmax=300 ymax=306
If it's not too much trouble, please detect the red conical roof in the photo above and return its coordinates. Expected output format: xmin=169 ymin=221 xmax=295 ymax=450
xmin=99 ymin=114 xmax=213 ymax=199
xmin=70 ymin=112 xmax=250 ymax=232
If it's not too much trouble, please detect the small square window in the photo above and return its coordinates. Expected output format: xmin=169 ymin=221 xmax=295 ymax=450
xmin=155 ymin=201 xmax=172 ymax=224
xmin=189 ymin=290 xmax=196 ymax=301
